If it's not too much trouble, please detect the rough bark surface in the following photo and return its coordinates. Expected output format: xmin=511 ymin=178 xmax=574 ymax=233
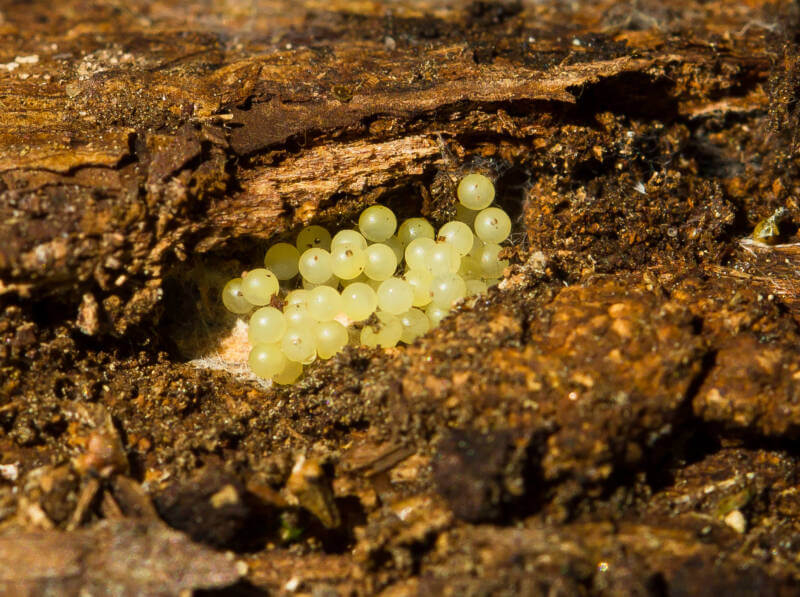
xmin=1 ymin=0 xmax=800 ymax=595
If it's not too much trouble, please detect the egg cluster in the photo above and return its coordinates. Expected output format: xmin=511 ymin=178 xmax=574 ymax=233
xmin=221 ymin=173 xmax=510 ymax=384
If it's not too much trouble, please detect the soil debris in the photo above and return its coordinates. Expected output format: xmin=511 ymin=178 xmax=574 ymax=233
xmin=1 ymin=0 xmax=799 ymax=594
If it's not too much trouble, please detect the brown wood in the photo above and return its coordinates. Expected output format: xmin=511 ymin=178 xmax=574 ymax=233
xmin=1 ymin=1 xmax=800 ymax=594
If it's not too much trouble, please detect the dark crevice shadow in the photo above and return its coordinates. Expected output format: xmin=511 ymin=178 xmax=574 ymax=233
xmin=646 ymin=349 xmax=721 ymax=494
xmin=570 ymin=71 xmax=680 ymax=122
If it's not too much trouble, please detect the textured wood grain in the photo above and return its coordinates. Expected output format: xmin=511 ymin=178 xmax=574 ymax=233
xmin=2 ymin=1 xmax=800 ymax=595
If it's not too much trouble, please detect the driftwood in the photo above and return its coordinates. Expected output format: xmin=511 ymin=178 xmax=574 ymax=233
xmin=1 ymin=0 xmax=800 ymax=594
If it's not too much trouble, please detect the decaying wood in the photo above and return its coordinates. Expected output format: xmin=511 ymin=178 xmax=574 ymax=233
xmin=1 ymin=0 xmax=800 ymax=595
xmin=0 ymin=520 xmax=242 ymax=595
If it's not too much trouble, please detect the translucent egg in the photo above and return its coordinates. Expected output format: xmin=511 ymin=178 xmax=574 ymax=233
xmin=437 ymin=221 xmax=474 ymax=256
xmin=455 ymin=203 xmax=478 ymax=227
xmin=468 ymin=235 xmax=484 ymax=257
xmin=359 ymin=205 xmax=397 ymax=242
xmin=332 ymin=229 xmax=368 ymax=251
xmin=241 ymin=269 xmax=280 ymax=305
xmin=340 ymin=272 xmax=370 ymax=288
xmin=302 ymin=273 xmax=339 ymax=290
xmin=264 ymin=243 xmax=300 ymax=280
xmin=376 ymin=277 xmax=414 ymax=314
xmin=458 ymin=255 xmax=483 ymax=279
xmin=397 ymin=217 xmax=435 ymax=247
xmin=281 ymin=327 xmax=317 ymax=363
xmin=427 ymin=243 xmax=460 ymax=277
xmin=248 ymin=306 xmax=286 ymax=345
xmin=431 ymin=273 xmax=467 ymax=307
xmin=341 ymin=282 xmax=378 ymax=321
xmin=298 ymin=248 xmax=333 ymax=284
xmin=364 ymin=243 xmax=398 ymax=281
xmin=479 ymin=243 xmax=508 ymax=278
xmin=360 ymin=311 xmax=403 ymax=348
xmin=384 ymin=235 xmax=405 ymax=264
xmin=272 ymin=359 xmax=303 ymax=385
xmin=249 ymin=343 xmax=288 ymax=378
xmin=465 ymin=278 xmax=488 ymax=295
xmin=284 ymin=303 xmax=317 ymax=328
xmin=222 ymin=278 xmax=253 ymax=314
xmin=403 ymin=268 xmax=433 ymax=307
xmin=307 ymin=286 xmax=343 ymax=321
xmin=399 ymin=308 xmax=430 ymax=344
xmin=425 ymin=304 xmax=450 ymax=326
xmin=457 ymin=173 xmax=495 ymax=210
xmin=405 ymin=237 xmax=436 ymax=271
xmin=296 ymin=225 xmax=332 ymax=252
xmin=314 ymin=320 xmax=348 ymax=359
xmin=285 ymin=289 xmax=311 ymax=310
xmin=474 ymin=207 xmax=511 ymax=244
xmin=331 ymin=245 xmax=366 ymax=280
